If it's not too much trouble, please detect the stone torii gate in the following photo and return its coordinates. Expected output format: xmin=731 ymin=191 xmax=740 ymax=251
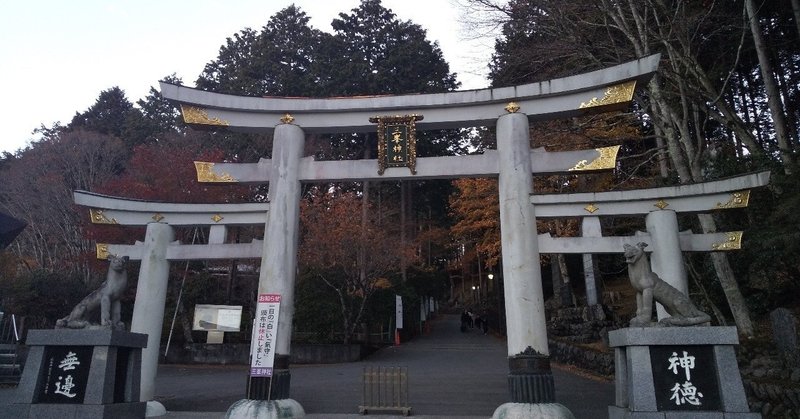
xmin=79 ymin=55 xmax=661 ymax=417
xmin=533 ymin=171 xmax=770 ymax=317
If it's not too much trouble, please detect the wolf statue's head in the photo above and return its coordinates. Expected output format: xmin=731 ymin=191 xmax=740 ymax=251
xmin=623 ymin=242 xmax=647 ymax=265
xmin=108 ymin=254 xmax=129 ymax=272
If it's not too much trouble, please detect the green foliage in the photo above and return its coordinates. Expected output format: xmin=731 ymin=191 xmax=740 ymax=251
xmin=134 ymin=74 xmax=184 ymax=140
xmin=197 ymin=6 xmax=329 ymax=96
xmin=731 ymin=170 xmax=800 ymax=313
xmin=197 ymin=1 xmax=458 ymax=97
xmin=196 ymin=1 xmax=464 ymax=162
xmin=405 ymin=266 xmax=449 ymax=301
xmin=293 ymin=270 xmax=346 ymax=343
xmin=68 ymin=81 xmax=184 ymax=148
xmin=69 ymin=87 xmax=149 ymax=144
xmin=367 ymin=286 xmax=401 ymax=324
xmin=293 ymin=267 xmax=437 ymax=344
xmin=0 ymin=269 xmax=90 ymax=325
xmin=330 ymin=0 xmax=459 ymax=95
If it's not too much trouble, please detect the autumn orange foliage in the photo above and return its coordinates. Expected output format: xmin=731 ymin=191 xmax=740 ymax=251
xmin=298 ymin=186 xmax=415 ymax=343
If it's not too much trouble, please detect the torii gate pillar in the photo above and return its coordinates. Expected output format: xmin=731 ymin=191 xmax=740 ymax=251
xmin=645 ymin=210 xmax=689 ymax=320
xmin=495 ymin=112 xmax=572 ymax=417
xmin=130 ymin=222 xmax=174 ymax=415
xmin=248 ymin=122 xmax=305 ymax=401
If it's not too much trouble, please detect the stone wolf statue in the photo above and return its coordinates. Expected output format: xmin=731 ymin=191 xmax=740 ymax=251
xmin=624 ymin=242 xmax=710 ymax=327
xmin=56 ymin=254 xmax=130 ymax=330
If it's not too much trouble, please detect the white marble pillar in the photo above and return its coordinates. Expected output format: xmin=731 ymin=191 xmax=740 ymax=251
xmin=259 ymin=122 xmax=304 ymax=364
xmin=130 ymin=222 xmax=174 ymax=408
xmin=645 ymin=210 xmax=689 ymax=320
xmin=494 ymin=111 xmax=570 ymax=415
xmin=497 ymin=112 xmax=548 ymax=357
xmin=231 ymin=123 xmax=305 ymax=419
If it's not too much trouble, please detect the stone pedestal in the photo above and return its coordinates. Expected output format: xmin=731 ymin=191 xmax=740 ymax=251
xmin=10 ymin=329 xmax=146 ymax=419
xmin=609 ymin=326 xmax=759 ymax=418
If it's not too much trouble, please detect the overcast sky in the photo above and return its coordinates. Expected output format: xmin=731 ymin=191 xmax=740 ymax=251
xmin=0 ymin=0 xmax=497 ymax=154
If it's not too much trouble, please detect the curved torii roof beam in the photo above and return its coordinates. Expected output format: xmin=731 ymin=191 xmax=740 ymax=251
xmin=160 ymin=55 xmax=660 ymax=134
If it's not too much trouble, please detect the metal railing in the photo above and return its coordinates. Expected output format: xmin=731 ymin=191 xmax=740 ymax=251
xmin=359 ymin=366 xmax=411 ymax=416
xmin=0 ymin=314 xmax=22 ymax=386
xmin=0 ymin=314 xmax=19 ymax=344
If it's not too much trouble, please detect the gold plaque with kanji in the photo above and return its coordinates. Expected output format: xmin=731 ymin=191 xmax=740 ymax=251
xmin=370 ymin=114 xmax=422 ymax=175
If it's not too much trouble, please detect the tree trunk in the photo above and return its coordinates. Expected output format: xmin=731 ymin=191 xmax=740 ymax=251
xmin=744 ymin=0 xmax=794 ymax=172
xmin=558 ymin=254 xmax=576 ymax=307
xmin=654 ymin=134 xmax=670 ymax=179
xmin=227 ymin=259 xmax=237 ymax=304
xmin=551 ymin=258 xmax=563 ymax=309
xmin=179 ymin=298 xmax=194 ymax=344
xmin=360 ymin=135 xmax=372 ymax=286
xmin=775 ymin=58 xmax=800 ymax=147
xmin=792 ymin=0 xmax=800 ymax=41
xmin=477 ymin=251 xmax=483 ymax=304
xmin=687 ymin=258 xmax=728 ymax=326
xmin=649 ymin=76 xmax=756 ymax=337
xmin=400 ymin=181 xmax=407 ymax=282
xmin=697 ymin=214 xmax=754 ymax=337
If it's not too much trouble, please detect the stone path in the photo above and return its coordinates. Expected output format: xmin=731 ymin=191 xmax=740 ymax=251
xmin=0 ymin=313 xmax=614 ymax=418
xmin=155 ymin=313 xmax=613 ymax=417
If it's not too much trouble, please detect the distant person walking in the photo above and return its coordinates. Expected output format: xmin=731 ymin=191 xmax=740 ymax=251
xmin=460 ymin=310 xmax=471 ymax=332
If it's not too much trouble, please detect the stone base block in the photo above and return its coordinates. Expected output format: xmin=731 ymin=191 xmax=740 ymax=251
xmin=225 ymin=398 xmax=305 ymax=419
xmin=8 ymin=401 xmax=146 ymax=419
xmin=608 ymin=327 xmax=759 ymax=418
xmin=609 ymin=405 xmax=762 ymax=419
xmin=492 ymin=402 xmax=575 ymax=419
xmin=11 ymin=329 xmax=147 ymax=419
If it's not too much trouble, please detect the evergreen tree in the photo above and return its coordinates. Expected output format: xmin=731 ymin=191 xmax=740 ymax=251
xmin=196 ymin=5 xmax=329 ymax=96
xmin=69 ymin=87 xmax=146 ymax=144
xmin=135 ymin=74 xmax=184 ymax=139
xmin=329 ymin=0 xmax=459 ymax=95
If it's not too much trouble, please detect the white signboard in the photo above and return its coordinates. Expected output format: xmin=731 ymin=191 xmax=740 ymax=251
xmin=395 ymin=295 xmax=403 ymax=329
xmin=250 ymin=294 xmax=281 ymax=377
xmin=193 ymin=305 xmax=242 ymax=332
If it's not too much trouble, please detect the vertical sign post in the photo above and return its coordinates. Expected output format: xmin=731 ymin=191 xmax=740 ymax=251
xmin=250 ymin=294 xmax=282 ymax=382
xmin=395 ymin=295 xmax=403 ymax=346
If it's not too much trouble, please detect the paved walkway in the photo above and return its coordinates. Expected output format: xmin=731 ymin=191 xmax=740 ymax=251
xmin=0 ymin=314 xmax=613 ymax=418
